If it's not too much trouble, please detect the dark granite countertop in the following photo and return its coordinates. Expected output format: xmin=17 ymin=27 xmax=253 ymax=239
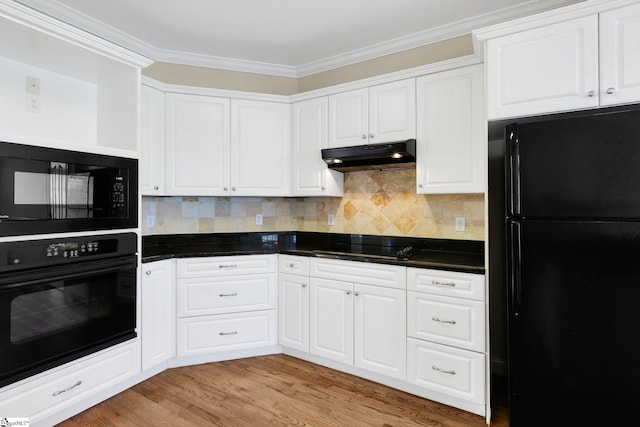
xmin=143 ymin=232 xmax=485 ymax=274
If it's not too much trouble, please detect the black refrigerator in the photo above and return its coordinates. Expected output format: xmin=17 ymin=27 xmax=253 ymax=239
xmin=489 ymin=104 xmax=640 ymax=426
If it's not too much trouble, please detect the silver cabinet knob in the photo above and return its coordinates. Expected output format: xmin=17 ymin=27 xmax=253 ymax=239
xmin=346 ymin=290 xmax=352 ymax=295
xmin=361 ymin=134 xmax=367 ymax=139
xmin=231 ymin=187 xmax=236 ymax=191
xmin=153 ymin=185 xmax=159 ymax=190
xmin=223 ymin=187 xmax=228 ymax=191
xmin=587 ymin=90 xmax=597 ymax=97
xmin=369 ymin=133 xmax=374 ymax=138
xmin=321 ymin=186 xmax=326 ymax=191
xmin=302 ymin=283 xmax=307 ymax=288
xmin=145 ymin=270 xmax=151 ymax=275
xmin=418 ymin=184 xmax=423 ymax=188
xmin=354 ymin=291 xmax=360 ymax=296
xmin=606 ymin=87 xmax=616 ymax=95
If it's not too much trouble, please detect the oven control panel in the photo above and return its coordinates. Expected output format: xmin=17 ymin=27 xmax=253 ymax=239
xmin=0 ymin=233 xmax=137 ymax=271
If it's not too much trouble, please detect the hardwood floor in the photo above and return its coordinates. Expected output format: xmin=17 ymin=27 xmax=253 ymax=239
xmin=58 ymin=354 xmax=508 ymax=426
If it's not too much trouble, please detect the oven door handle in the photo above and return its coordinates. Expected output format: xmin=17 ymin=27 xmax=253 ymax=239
xmin=0 ymin=256 xmax=137 ymax=288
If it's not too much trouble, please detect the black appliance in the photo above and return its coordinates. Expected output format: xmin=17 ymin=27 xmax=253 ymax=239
xmin=0 ymin=141 xmax=138 ymax=236
xmin=0 ymin=232 xmax=137 ymax=388
xmin=490 ymin=104 xmax=640 ymax=426
xmin=321 ymin=139 xmax=416 ymax=172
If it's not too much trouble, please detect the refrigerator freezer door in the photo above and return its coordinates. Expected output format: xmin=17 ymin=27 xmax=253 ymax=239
xmin=506 ymin=107 xmax=640 ymax=219
xmin=507 ymin=219 xmax=640 ymax=426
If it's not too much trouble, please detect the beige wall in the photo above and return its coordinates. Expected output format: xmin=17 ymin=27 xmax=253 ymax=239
xmin=142 ymin=35 xmax=474 ymax=95
xmin=143 ymin=169 xmax=484 ymax=241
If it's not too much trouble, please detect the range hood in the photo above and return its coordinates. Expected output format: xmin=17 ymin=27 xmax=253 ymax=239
xmin=321 ymin=139 xmax=416 ymax=172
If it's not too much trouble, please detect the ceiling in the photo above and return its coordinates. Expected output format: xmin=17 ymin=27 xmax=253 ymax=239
xmin=16 ymin=0 xmax=581 ymax=77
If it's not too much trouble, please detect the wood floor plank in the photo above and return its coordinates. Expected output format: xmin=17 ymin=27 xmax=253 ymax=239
xmin=57 ymin=354 xmax=504 ymax=426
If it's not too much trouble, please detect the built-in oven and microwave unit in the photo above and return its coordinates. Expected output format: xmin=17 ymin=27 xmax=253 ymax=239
xmin=0 ymin=141 xmax=138 ymax=237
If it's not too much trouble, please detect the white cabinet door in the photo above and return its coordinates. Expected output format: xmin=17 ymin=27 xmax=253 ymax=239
xmin=328 ymin=80 xmax=416 ymax=148
xmin=600 ymin=3 xmax=640 ymax=107
xmin=292 ymin=97 xmax=343 ymax=196
xmin=231 ymin=99 xmax=290 ymax=196
xmin=368 ymin=78 xmax=416 ymax=144
xmin=328 ymin=88 xmax=369 ymax=148
xmin=309 ymin=277 xmax=353 ymax=364
xmin=354 ymin=283 xmax=406 ymax=380
xmin=140 ymin=85 xmax=165 ymax=195
xmin=141 ymin=259 xmax=175 ymax=370
xmin=165 ymin=93 xmax=230 ymax=195
xmin=416 ymin=64 xmax=485 ymax=194
xmin=278 ymin=273 xmax=310 ymax=352
xmin=486 ymin=15 xmax=599 ymax=119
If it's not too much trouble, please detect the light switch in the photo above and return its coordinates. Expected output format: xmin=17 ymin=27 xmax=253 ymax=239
xmin=455 ymin=216 xmax=465 ymax=232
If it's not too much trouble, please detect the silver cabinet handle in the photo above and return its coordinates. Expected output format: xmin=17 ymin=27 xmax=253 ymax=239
xmin=369 ymin=133 xmax=374 ymax=138
xmin=219 ymin=331 xmax=238 ymax=336
xmin=346 ymin=290 xmax=352 ymax=295
xmin=587 ymin=90 xmax=597 ymax=97
xmin=145 ymin=270 xmax=151 ymax=275
xmin=289 ymin=263 xmax=295 ymax=268
xmin=218 ymin=264 xmax=237 ymax=269
xmin=432 ymin=316 xmax=456 ymax=325
xmin=361 ymin=134 xmax=367 ymax=139
xmin=432 ymin=280 xmax=456 ymax=287
xmin=321 ymin=186 xmax=326 ymax=191
xmin=418 ymin=184 xmax=423 ymax=188
xmin=52 ymin=380 xmax=82 ymax=396
xmin=606 ymin=87 xmax=616 ymax=94
xmin=219 ymin=292 xmax=237 ymax=297
xmin=223 ymin=186 xmax=228 ymax=191
xmin=432 ymin=366 xmax=456 ymax=375
xmin=153 ymin=185 xmax=159 ymax=190
xmin=302 ymin=283 xmax=307 ymax=288
xmin=231 ymin=187 xmax=236 ymax=191
xmin=354 ymin=291 xmax=360 ymax=296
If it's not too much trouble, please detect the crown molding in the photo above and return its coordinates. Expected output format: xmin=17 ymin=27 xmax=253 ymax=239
xmin=16 ymin=0 xmax=585 ymax=77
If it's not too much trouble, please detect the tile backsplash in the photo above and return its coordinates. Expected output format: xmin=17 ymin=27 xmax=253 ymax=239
xmin=142 ymin=169 xmax=484 ymax=240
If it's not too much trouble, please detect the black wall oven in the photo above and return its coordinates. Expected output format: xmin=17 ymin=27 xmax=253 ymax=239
xmin=0 ymin=141 xmax=138 ymax=236
xmin=0 ymin=233 xmax=138 ymax=388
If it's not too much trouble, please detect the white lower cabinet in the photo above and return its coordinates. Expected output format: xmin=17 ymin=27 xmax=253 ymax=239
xmin=175 ymin=255 xmax=277 ymax=358
xmin=309 ymin=258 xmax=407 ymax=380
xmin=141 ymin=259 xmax=176 ymax=371
xmin=0 ymin=341 xmax=140 ymax=424
xmin=278 ymin=255 xmax=311 ymax=352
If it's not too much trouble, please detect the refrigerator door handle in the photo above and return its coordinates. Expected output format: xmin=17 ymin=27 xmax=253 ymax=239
xmin=508 ymin=220 xmax=522 ymax=317
xmin=507 ymin=124 xmax=521 ymax=217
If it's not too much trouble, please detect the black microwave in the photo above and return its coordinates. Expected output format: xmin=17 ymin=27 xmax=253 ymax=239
xmin=0 ymin=141 xmax=138 ymax=236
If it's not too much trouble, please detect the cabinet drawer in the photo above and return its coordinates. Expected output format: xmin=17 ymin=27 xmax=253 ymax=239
xmin=407 ymin=338 xmax=484 ymax=404
xmin=177 ymin=274 xmax=276 ymax=317
xmin=177 ymin=255 xmax=276 ymax=278
xmin=0 ymin=341 xmax=140 ymax=420
xmin=407 ymin=268 xmax=485 ymax=301
xmin=408 ymin=292 xmax=485 ymax=352
xmin=310 ymin=258 xmax=406 ymax=289
xmin=177 ymin=311 xmax=276 ymax=356
xmin=278 ymin=254 xmax=310 ymax=276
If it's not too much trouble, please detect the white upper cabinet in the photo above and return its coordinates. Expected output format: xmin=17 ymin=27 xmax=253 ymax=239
xmin=486 ymin=15 xmax=599 ymax=119
xmin=416 ymin=64 xmax=485 ymax=194
xmin=599 ymin=3 xmax=640 ymax=106
xmin=328 ymin=79 xmax=415 ymax=148
xmin=292 ymin=97 xmax=343 ymax=197
xmin=140 ymin=85 xmax=166 ymax=195
xmin=165 ymin=93 xmax=230 ymax=196
xmin=486 ymin=2 xmax=640 ymax=119
xmin=231 ymin=99 xmax=291 ymax=196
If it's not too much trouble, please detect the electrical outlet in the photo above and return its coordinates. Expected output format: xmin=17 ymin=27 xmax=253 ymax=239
xmin=255 ymin=214 xmax=263 ymax=225
xmin=26 ymin=75 xmax=40 ymax=95
xmin=26 ymin=95 xmax=40 ymax=113
xmin=455 ymin=216 xmax=466 ymax=232
xmin=328 ymin=214 xmax=335 ymax=226
xmin=146 ymin=215 xmax=155 ymax=227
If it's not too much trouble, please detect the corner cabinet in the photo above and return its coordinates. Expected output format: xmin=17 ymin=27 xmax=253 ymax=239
xmin=416 ymin=64 xmax=485 ymax=194
xmin=291 ymin=97 xmax=343 ymax=196
xmin=328 ymin=79 xmax=416 ymax=148
xmin=231 ymin=99 xmax=291 ymax=196
xmin=165 ymin=93 xmax=231 ymax=196
xmin=484 ymin=3 xmax=640 ymax=119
